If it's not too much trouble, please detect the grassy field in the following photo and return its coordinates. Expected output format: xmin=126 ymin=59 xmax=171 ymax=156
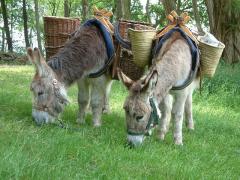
xmin=0 ymin=61 xmax=239 ymax=179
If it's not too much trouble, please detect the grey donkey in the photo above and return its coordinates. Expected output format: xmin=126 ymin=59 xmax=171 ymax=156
xmin=27 ymin=25 xmax=112 ymax=126
xmin=118 ymin=31 xmax=200 ymax=146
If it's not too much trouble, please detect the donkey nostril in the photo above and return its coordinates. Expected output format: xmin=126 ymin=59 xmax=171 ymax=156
xmin=136 ymin=116 xmax=143 ymax=122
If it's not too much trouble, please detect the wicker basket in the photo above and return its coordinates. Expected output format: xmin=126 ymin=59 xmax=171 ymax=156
xmin=119 ymin=49 xmax=145 ymax=81
xmin=198 ymin=39 xmax=225 ymax=77
xmin=117 ymin=20 xmax=155 ymax=80
xmin=44 ymin=16 xmax=80 ymax=60
xmin=118 ymin=19 xmax=155 ymax=41
xmin=128 ymin=28 xmax=156 ymax=68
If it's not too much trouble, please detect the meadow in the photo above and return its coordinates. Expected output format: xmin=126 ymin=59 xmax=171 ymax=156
xmin=0 ymin=61 xmax=239 ymax=179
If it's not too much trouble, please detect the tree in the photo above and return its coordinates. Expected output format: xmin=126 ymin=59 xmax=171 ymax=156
xmin=48 ymin=0 xmax=60 ymax=16
xmin=81 ymin=0 xmax=89 ymax=22
xmin=1 ymin=27 xmax=5 ymax=51
xmin=34 ymin=0 xmax=43 ymax=54
xmin=64 ymin=0 xmax=70 ymax=17
xmin=192 ymin=0 xmax=204 ymax=34
xmin=161 ymin=0 xmax=176 ymax=16
xmin=0 ymin=0 xmax=13 ymax=52
xmin=130 ymin=0 xmax=144 ymax=21
xmin=115 ymin=0 xmax=131 ymax=20
xmin=23 ymin=0 xmax=30 ymax=48
xmin=145 ymin=0 xmax=151 ymax=23
xmin=205 ymin=0 xmax=240 ymax=63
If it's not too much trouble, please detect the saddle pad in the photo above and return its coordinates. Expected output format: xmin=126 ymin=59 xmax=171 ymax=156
xmin=153 ymin=27 xmax=199 ymax=71
xmin=83 ymin=19 xmax=115 ymax=60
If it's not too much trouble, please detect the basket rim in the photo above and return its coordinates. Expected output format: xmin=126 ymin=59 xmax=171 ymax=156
xmin=128 ymin=28 xmax=156 ymax=33
xmin=43 ymin=16 xmax=80 ymax=21
xmin=197 ymin=37 xmax=225 ymax=49
xmin=119 ymin=19 xmax=154 ymax=26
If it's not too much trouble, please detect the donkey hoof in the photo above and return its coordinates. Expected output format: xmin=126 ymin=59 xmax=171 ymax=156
xmin=103 ymin=109 xmax=111 ymax=114
xmin=174 ymin=139 xmax=183 ymax=145
xmin=158 ymin=133 xmax=165 ymax=141
xmin=93 ymin=120 xmax=102 ymax=127
xmin=76 ymin=118 xmax=85 ymax=125
xmin=187 ymin=124 xmax=195 ymax=130
xmin=102 ymin=107 xmax=111 ymax=114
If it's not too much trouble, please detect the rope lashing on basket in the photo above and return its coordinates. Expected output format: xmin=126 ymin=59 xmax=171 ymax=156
xmin=155 ymin=11 xmax=198 ymax=45
xmin=93 ymin=6 xmax=114 ymax=34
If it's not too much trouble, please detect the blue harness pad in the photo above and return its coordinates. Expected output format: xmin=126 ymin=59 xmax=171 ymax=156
xmin=83 ymin=19 xmax=115 ymax=60
xmin=154 ymin=27 xmax=199 ymax=71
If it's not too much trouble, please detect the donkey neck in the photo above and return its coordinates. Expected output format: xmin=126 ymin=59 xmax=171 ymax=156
xmin=47 ymin=26 xmax=108 ymax=87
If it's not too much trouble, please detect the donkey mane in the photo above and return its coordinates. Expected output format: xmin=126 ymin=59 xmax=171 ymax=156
xmin=47 ymin=25 xmax=108 ymax=86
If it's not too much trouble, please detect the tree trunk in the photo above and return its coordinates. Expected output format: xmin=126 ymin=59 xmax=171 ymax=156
xmin=176 ymin=0 xmax=181 ymax=14
xmin=23 ymin=0 xmax=30 ymax=48
xmin=64 ymin=0 xmax=70 ymax=17
xmin=145 ymin=0 xmax=151 ymax=23
xmin=204 ymin=0 xmax=214 ymax=33
xmin=81 ymin=0 xmax=89 ymax=22
xmin=0 ymin=0 xmax=13 ymax=52
xmin=49 ymin=1 xmax=59 ymax=16
xmin=1 ymin=28 xmax=5 ymax=51
xmin=192 ymin=0 xmax=204 ymax=34
xmin=34 ymin=0 xmax=43 ymax=54
xmin=161 ymin=0 xmax=176 ymax=16
xmin=29 ymin=28 xmax=33 ymax=47
xmin=115 ymin=0 xmax=131 ymax=20
xmin=205 ymin=0 xmax=240 ymax=63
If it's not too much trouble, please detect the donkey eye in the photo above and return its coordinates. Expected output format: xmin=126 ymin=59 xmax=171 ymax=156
xmin=136 ymin=115 xmax=144 ymax=122
xmin=38 ymin=91 xmax=44 ymax=96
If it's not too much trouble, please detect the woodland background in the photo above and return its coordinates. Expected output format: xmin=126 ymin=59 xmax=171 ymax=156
xmin=0 ymin=0 xmax=240 ymax=64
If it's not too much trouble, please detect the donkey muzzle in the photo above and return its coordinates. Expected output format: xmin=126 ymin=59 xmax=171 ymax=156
xmin=32 ymin=109 xmax=55 ymax=125
xmin=127 ymin=134 xmax=145 ymax=147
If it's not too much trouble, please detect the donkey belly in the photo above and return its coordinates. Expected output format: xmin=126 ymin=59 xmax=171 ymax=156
xmin=77 ymin=74 xmax=113 ymax=126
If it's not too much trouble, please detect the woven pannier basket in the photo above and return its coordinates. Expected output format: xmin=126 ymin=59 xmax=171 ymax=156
xmin=128 ymin=28 xmax=156 ymax=68
xmin=118 ymin=19 xmax=155 ymax=80
xmin=198 ymin=39 xmax=225 ymax=77
xmin=44 ymin=16 xmax=80 ymax=60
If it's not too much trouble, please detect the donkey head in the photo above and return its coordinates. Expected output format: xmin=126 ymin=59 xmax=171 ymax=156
xmin=27 ymin=48 xmax=69 ymax=125
xmin=117 ymin=68 xmax=160 ymax=146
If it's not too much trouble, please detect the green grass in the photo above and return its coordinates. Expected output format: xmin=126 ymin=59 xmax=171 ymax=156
xmin=0 ymin=61 xmax=240 ymax=179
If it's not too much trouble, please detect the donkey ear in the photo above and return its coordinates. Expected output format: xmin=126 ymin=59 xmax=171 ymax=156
xmin=33 ymin=47 xmax=46 ymax=64
xmin=27 ymin=47 xmax=48 ymax=76
xmin=140 ymin=69 xmax=158 ymax=91
xmin=117 ymin=68 xmax=134 ymax=89
xmin=27 ymin=47 xmax=35 ymax=64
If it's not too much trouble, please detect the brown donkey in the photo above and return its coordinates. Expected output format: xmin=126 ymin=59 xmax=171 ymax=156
xmin=118 ymin=31 xmax=200 ymax=146
xmin=27 ymin=25 xmax=112 ymax=126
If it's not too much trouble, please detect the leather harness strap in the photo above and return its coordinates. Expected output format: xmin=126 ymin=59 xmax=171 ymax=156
xmin=127 ymin=98 xmax=160 ymax=136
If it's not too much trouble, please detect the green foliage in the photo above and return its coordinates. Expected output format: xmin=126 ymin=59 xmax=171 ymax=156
xmin=0 ymin=63 xmax=239 ymax=178
xmin=149 ymin=4 xmax=166 ymax=28
xmin=230 ymin=0 xmax=240 ymax=28
xmin=0 ymin=0 xmax=236 ymax=52
xmin=130 ymin=0 xmax=145 ymax=21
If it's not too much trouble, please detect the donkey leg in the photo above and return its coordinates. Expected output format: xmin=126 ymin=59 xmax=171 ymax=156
xmin=76 ymin=79 xmax=90 ymax=124
xmin=158 ymin=94 xmax=173 ymax=140
xmin=90 ymin=76 xmax=107 ymax=127
xmin=184 ymin=92 xmax=194 ymax=130
xmin=172 ymin=92 xmax=188 ymax=145
xmin=102 ymin=78 xmax=112 ymax=114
